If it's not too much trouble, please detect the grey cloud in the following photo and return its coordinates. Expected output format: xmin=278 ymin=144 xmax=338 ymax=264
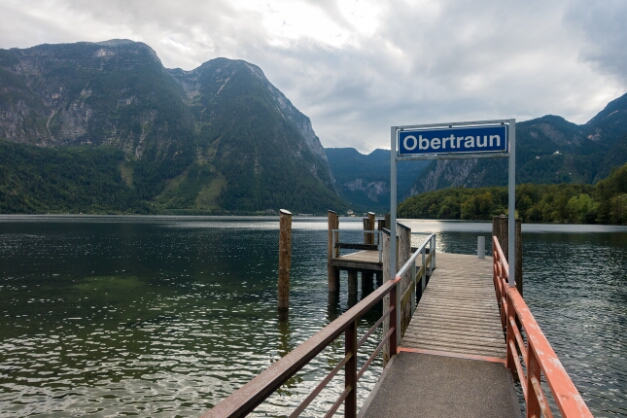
xmin=0 ymin=0 xmax=625 ymax=153
xmin=565 ymin=0 xmax=627 ymax=84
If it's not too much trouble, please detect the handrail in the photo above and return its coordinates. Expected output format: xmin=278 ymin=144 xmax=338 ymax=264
xmin=201 ymin=277 xmax=401 ymax=418
xmin=204 ymin=229 xmax=437 ymax=417
xmin=493 ymin=237 xmax=592 ymax=418
xmin=393 ymin=232 xmax=436 ymax=345
xmin=397 ymin=233 xmax=436 ymax=278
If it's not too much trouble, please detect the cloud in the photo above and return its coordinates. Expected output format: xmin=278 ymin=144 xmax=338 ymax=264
xmin=1 ymin=0 xmax=626 ymax=153
xmin=565 ymin=0 xmax=627 ymax=83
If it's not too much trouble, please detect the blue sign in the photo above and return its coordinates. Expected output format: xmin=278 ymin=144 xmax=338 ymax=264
xmin=398 ymin=125 xmax=508 ymax=156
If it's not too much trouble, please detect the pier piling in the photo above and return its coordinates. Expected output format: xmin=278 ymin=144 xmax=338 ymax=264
xmin=327 ymin=210 xmax=340 ymax=292
xmin=492 ymin=216 xmax=522 ymax=296
xmin=278 ymin=209 xmax=292 ymax=311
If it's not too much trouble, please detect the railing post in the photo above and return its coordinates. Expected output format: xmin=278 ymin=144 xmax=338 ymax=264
xmin=431 ymin=235 xmax=436 ymax=271
xmin=345 ymin=319 xmax=357 ymax=418
xmin=527 ymin=344 xmax=541 ymax=418
xmin=390 ymin=280 xmax=399 ymax=357
xmin=421 ymin=250 xmax=426 ymax=292
xmin=411 ymin=260 xmax=416 ymax=314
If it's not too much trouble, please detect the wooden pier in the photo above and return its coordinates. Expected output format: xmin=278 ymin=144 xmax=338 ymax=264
xmin=400 ymin=253 xmax=506 ymax=359
xmin=203 ymin=225 xmax=592 ymax=418
xmin=360 ymin=253 xmax=519 ymax=417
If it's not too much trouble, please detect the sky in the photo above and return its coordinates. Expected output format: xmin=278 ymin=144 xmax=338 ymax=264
xmin=1 ymin=0 xmax=626 ymax=154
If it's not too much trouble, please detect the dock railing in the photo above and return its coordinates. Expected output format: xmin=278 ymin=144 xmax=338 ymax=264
xmin=493 ymin=236 xmax=592 ymax=418
xmin=331 ymin=229 xmax=383 ymax=262
xmin=397 ymin=233 xmax=436 ymax=326
xmin=202 ymin=232 xmax=436 ymax=417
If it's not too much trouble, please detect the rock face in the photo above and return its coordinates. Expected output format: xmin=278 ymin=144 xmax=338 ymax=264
xmin=410 ymin=97 xmax=627 ymax=195
xmin=0 ymin=40 xmax=344 ymax=213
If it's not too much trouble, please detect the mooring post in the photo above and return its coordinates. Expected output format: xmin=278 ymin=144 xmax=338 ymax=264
xmin=327 ymin=210 xmax=340 ymax=292
xmin=478 ymin=236 xmax=486 ymax=259
xmin=347 ymin=270 xmax=358 ymax=295
xmin=362 ymin=218 xmax=370 ymax=244
xmin=278 ymin=209 xmax=292 ymax=311
xmin=492 ymin=215 xmax=523 ymax=296
xmin=368 ymin=212 xmax=376 ymax=244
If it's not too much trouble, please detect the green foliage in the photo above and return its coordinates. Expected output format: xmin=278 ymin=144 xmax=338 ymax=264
xmin=398 ymin=162 xmax=627 ymax=224
xmin=0 ymin=139 xmax=148 ymax=214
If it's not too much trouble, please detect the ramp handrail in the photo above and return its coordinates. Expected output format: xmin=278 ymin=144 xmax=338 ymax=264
xmin=493 ymin=237 xmax=592 ymax=418
xmin=201 ymin=276 xmax=401 ymax=418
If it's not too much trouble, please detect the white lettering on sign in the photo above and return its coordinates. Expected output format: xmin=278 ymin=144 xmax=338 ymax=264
xmin=403 ymin=135 xmax=417 ymax=151
xmin=399 ymin=124 xmax=508 ymax=156
xmin=412 ymin=134 xmax=504 ymax=151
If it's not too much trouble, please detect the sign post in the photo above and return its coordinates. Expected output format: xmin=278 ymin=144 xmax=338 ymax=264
xmin=390 ymin=119 xmax=516 ymax=345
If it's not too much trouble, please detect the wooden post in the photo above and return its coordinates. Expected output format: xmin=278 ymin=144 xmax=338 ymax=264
xmin=397 ymin=222 xmax=412 ymax=337
xmin=347 ymin=270 xmax=358 ymax=295
xmin=278 ymin=209 xmax=292 ymax=311
xmin=492 ymin=215 xmax=523 ymax=296
xmin=364 ymin=212 xmax=375 ymax=245
xmin=327 ymin=210 xmax=340 ymax=292
xmin=384 ymin=213 xmax=391 ymax=230
xmin=361 ymin=271 xmax=374 ymax=295
xmin=345 ymin=320 xmax=357 ymax=417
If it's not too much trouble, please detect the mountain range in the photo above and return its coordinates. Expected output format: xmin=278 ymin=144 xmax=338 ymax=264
xmin=0 ymin=40 xmax=344 ymax=214
xmin=410 ymin=94 xmax=627 ymax=194
xmin=1 ymin=39 xmax=627 ymax=215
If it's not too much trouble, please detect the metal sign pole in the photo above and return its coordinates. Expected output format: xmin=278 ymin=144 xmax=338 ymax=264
xmin=390 ymin=126 xmax=399 ymax=348
xmin=390 ymin=127 xmax=397 ymax=280
xmin=508 ymin=119 xmax=516 ymax=287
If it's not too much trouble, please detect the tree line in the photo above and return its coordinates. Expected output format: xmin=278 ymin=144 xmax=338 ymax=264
xmin=398 ymin=161 xmax=627 ymax=224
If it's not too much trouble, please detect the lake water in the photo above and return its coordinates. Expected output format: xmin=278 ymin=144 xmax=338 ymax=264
xmin=0 ymin=216 xmax=625 ymax=417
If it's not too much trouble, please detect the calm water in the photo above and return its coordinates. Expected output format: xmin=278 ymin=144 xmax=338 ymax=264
xmin=0 ymin=216 xmax=626 ymax=417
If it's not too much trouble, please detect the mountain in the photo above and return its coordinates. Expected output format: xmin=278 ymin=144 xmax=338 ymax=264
xmin=410 ymin=94 xmax=627 ymax=195
xmin=0 ymin=40 xmax=346 ymax=214
xmin=325 ymin=148 xmax=429 ymax=213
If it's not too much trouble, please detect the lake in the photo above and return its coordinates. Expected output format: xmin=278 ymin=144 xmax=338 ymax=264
xmin=0 ymin=216 xmax=626 ymax=417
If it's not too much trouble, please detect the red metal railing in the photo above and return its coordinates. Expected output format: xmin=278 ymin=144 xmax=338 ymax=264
xmin=493 ymin=237 xmax=593 ymax=418
xmin=201 ymin=277 xmax=400 ymax=418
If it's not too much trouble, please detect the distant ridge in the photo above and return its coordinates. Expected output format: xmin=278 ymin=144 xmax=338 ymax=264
xmin=410 ymin=92 xmax=627 ymax=195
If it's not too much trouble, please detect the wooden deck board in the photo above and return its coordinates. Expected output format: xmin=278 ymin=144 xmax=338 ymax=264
xmin=400 ymin=252 xmax=507 ymax=359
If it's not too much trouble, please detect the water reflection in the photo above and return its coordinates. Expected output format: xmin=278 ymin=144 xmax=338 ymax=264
xmin=0 ymin=216 xmax=626 ymax=417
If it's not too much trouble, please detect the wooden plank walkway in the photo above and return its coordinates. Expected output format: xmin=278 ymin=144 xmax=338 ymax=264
xmin=329 ymin=250 xmax=382 ymax=272
xmin=400 ymin=252 xmax=506 ymax=359
xmin=360 ymin=252 xmax=520 ymax=418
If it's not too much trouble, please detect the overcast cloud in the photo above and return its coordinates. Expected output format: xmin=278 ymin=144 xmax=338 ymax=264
xmin=1 ymin=0 xmax=626 ymax=153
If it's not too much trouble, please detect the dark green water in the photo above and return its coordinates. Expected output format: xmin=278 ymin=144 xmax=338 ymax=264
xmin=0 ymin=216 xmax=626 ymax=417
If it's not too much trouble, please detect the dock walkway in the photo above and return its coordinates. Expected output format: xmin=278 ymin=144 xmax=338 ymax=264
xmin=360 ymin=253 xmax=521 ymax=418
